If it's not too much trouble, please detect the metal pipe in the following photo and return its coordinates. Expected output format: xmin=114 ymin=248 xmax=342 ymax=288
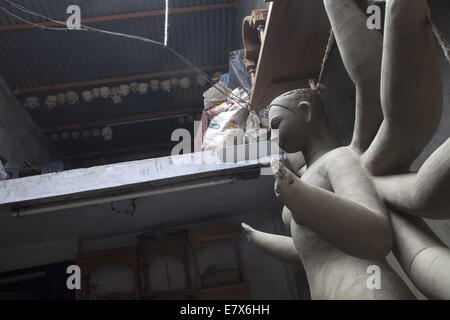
xmin=10 ymin=177 xmax=235 ymax=219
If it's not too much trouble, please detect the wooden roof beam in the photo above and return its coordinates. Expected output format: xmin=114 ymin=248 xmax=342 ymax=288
xmin=41 ymin=106 xmax=202 ymax=133
xmin=63 ymin=141 xmax=175 ymax=160
xmin=14 ymin=64 xmax=228 ymax=95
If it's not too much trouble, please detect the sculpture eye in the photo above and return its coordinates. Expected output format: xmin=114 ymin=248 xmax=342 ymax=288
xmin=271 ymin=118 xmax=281 ymax=129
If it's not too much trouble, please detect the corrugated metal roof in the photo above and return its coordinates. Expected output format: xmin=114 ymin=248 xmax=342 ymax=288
xmin=0 ymin=4 xmax=235 ymax=88
xmin=0 ymin=0 xmax=236 ymax=25
xmin=25 ymin=81 xmax=205 ymax=127
xmin=0 ymin=0 xmax=237 ymax=162
xmin=53 ymin=116 xmax=194 ymax=158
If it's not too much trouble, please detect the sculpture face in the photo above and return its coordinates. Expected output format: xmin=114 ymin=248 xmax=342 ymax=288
xmin=110 ymin=87 xmax=122 ymax=103
xmin=57 ymin=93 xmax=66 ymax=105
xmin=66 ymin=91 xmax=79 ymax=104
xmin=45 ymin=95 xmax=58 ymax=109
xmin=100 ymin=87 xmax=111 ymax=99
xmin=82 ymin=90 xmax=94 ymax=103
xmin=269 ymin=89 xmax=326 ymax=153
xmin=269 ymin=105 xmax=304 ymax=153
xmin=119 ymin=84 xmax=130 ymax=96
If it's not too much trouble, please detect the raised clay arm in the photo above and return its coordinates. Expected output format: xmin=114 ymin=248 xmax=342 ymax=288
xmin=390 ymin=210 xmax=450 ymax=299
xmin=361 ymin=0 xmax=442 ymax=175
xmin=374 ymin=137 xmax=450 ymax=219
xmin=241 ymin=223 xmax=301 ymax=266
xmin=272 ymin=157 xmax=393 ymax=260
xmin=323 ymin=0 xmax=383 ymax=153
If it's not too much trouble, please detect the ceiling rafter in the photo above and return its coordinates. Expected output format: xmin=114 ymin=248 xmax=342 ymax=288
xmin=14 ymin=63 xmax=228 ymax=95
xmin=64 ymin=141 xmax=176 ymax=160
xmin=42 ymin=106 xmax=202 ymax=133
xmin=0 ymin=2 xmax=237 ymax=32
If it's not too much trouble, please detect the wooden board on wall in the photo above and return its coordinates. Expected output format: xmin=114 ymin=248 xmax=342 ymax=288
xmin=250 ymin=0 xmax=331 ymax=110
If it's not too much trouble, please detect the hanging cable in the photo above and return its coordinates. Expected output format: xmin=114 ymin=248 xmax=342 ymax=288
xmin=0 ymin=6 xmax=66 ymax=31
xmin=0 ymin=0 xmax=253 ymax=109
xmin=315 ymin=29 xmax=334 ymax=89
xmin=111 ymin=199 xmax=136 ymax=216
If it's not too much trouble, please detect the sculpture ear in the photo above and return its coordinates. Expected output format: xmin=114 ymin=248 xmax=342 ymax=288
xmin=298 ymin=101 xmax=313 ymax=123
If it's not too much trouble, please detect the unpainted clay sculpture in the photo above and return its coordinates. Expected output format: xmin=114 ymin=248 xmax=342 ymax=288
xmin=243 ymin=0 xmax=450 ymax=300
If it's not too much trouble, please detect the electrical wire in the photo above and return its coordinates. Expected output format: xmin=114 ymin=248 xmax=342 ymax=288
xmin=111 ymin=199 xmax=136 ymax=216
xmin=0 ymin=0 xmax=253 ymax=109
xmin=0 ymin=6 xmax=66 ymax=31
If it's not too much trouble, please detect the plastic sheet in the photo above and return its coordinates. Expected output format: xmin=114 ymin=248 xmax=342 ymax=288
xmin=202 ymin=88 xmax=249 ymax=151
xmin=203 ymin=81 xmax=229 ymax=110
xmin=228 ymin=49 xmax=252 ymax=93
xmin=41 ymin=161 xmax=64 ymax=174
xmin=257 ymin=107 xmax=270 ymax=128
xmin=244 ymin=111 xmax=262 ymax=144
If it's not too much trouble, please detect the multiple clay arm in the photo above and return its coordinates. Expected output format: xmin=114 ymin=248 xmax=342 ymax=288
xmin=390 ymin=210 xmax=450 ymax=300
xmin=326 ymin=0 xmax=443 ymax=176
xmin=272 ymin=157 xmax=392 ymax=260
xmin=361 ymin=0 xmax=443 ymax=175
xmin=242 ymin=0 xmax=449 ymax=299
xmin=374 ymin=137 xmax=450 ymax=219
xmin=323 ymin=0 xmax=383 ymax=153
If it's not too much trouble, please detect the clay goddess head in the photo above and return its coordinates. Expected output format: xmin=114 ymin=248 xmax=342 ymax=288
xmin=269 ymin=89 xmax=329 ymax=153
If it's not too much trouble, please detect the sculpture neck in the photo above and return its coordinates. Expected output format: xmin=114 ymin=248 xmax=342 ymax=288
xmin=303 ymin=125 xmax=337 ymax=166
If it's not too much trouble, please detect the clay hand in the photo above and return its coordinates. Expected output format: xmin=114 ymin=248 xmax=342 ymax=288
xmin=271 ymin=159 xmax=295 ymax=201
xmin=241 ymin=222 xmax=256 ymax=242
xmin=271 ymin=159 xmax=305 ymax=225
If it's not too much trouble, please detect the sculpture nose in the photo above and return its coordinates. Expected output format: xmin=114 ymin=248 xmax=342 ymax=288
xmin=269 ymin=128 xmax=280 ymax=145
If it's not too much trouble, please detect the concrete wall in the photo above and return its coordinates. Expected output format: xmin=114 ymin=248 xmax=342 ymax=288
xmin=0 ymin=76 xmax=56 ymax=169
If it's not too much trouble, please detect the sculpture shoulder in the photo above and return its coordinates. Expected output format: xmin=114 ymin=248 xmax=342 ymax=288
xmin=321 ymin=147 xmax=388 ymax=216
xmin=307 ymin=146 xmax=379 ymax=197
xmin=325 ymin=146 xmax=360 ymax=163
xmin=300 ymin=147 xmax=356 ymax=189
xmin=321 ymin=147 xmax=365 ymax=177
xmin=300 ymin=162 xmax=332 ymax=192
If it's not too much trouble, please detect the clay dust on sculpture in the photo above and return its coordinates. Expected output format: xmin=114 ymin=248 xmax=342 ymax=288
xmin=242 ymin=0 xmax=450 ymax=300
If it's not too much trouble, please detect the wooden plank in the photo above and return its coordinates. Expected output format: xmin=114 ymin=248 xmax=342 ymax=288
xmin=0 ymin=3 xmax=237 ymax=32
xmin=63 ymin=142 xmax=175 ymax=160
xmin=249 ymin=0 xmax=331 ymax=110
xmin=14 ymin=64 xmax=228 ymax=95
